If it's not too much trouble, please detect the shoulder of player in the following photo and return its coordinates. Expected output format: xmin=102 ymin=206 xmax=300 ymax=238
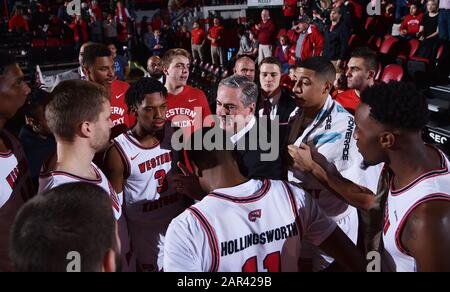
xmin=407 ymin=198 xmax=450 ymax=229
xmin=169 ymin=205 xmax=208 ymax=234
xmin=104 ymin=142 xmax=126 ymax=169
xmin=402 ymin=198 xmax=450 ymax=250
xmin=185 ymin=85 xmax=206 ymax=95
xmin=112 ymin=79 xmax=130 ymax=91
xmin=279 ymin=181 xmax=311 ymax=205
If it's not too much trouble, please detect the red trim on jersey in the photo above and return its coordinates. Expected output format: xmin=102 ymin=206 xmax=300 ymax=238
xmin=124 ymin=132 xmax=161 ymax=150
xmin=0 ymin=151 xmax=13 ymax=158
xmin=112 ymin=141 xmax=131 ymax=180
xmin=0 ymin=130 xmax=14 ymax=157
xmin=391 ymin=147 xmax=449 ymax=196
xmin=208 ymin=179 xmax=271 ymax=204
xmin=39 ymin=165 xmax=103 ymax=184
xmin=282 ymin=181 xmax=304 ymax=240
xmin=188 ymin=206 xmax=220 ymax=272
xmin=394 ymin=193 xmax=450 ymax=256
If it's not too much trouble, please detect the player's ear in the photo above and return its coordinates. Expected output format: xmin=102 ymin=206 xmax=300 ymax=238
xmin=79 ymin=121 xmax=93 ymax=138
xmin=25 ymin=115 xmax=37 ymax=127
xmin=367 ymin=69 xmax=376 ymax=81
xmin=163 ymin=65 xmax=169 ymax=76
xmin=191 ymin=161 xmax=202 ymax=177
xmin=130 ymin=105 xmax=138 ymax=117
xmin=379 ymin=131 xmax=395 ymax=149
xmin=82 ymin=65 xmax=90 ymax=77
xmin=102 ymin=249 xmax=117 ymax=272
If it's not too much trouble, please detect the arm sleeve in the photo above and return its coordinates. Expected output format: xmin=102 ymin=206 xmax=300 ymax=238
xmin=164 ymin=212 xmax=210 ymax=272
xmin=338 ymin=26 xmax=350 ymax=60
xmin=292 ymin=184 xmax=337 ymax=246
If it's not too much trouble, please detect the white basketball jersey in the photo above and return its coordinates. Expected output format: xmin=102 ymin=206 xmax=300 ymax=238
xmin=114 ymin=131 xmax=186 ymax=272
xmin=383 ymin=147 xmax=450 ymax=272
xmin=38 ymin=161 xmax=135 ymax=272
xmin=0 ymin=130 xmax=34 ymax=272
xmin=164 ymin=179 xmax=337 ymax=272
xmin=38 ymin=162 xmax=122 ymax=220
xmin=113 ymin=131 xmax=185 ymax=222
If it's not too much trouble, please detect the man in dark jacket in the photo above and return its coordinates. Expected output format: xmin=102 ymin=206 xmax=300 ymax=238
xmin=323 ymin=7 xmax=351 ymax=70
xmin=171 ymin=75 xmax=285 ymax=202
xmin=258 ymin=57 xmax=297 ymax=146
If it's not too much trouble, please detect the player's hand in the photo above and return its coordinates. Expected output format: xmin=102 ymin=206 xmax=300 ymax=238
xmin=288 ymin=143 xmax=315 ymax=173
xmin=170 ymin=162 xmax=207 ymax=201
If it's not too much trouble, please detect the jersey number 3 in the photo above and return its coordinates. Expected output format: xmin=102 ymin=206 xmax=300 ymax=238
xmin=155 ymin=169 xmax=168 ymax=193
xmin=242 ymin=252 xmax=281 ymax=272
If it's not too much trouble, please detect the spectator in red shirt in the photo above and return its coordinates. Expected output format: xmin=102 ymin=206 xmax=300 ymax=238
xmin=208 ymin=17 xmax=225 ymax=67
xmin=283 ymin=0 xmax=298 ymax=29
xmin=69 ymin=15 xmax=89 ymax=53
xmin=191 ymin=21 xmax=206 ymax=62
xmin=334 ymin=47 xmax=378 ymax=114
xmin=8 ymin=8 xmax=29 ymax=33
xmin=400 ymin=3 xmax=424 ymax=40
xmin=151 ymin=13 xmax=164 ymax=31
xmin=90 ymin=0 xmax=103 ymax=22
xmin=115 ymin=0 xmax=130 ymax=26
xmin=289 ymin=15 xmax=324 ymax=65
xmin=255 ymin=9 xmax=277 ymax=64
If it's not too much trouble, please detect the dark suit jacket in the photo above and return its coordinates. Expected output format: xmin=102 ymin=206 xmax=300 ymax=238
xmin=257 ymin=89 xmax=297 ymax=148
xmin=234 ymin=117 xmax=286 ymax=180
xmin=323 ymin=20 xmax=350 ymax=61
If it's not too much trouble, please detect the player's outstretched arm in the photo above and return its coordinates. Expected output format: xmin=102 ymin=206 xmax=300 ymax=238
xmin=103 ymin=144 xmax=126 ymax=194
xmin=288 ymin=144 xmax=375 ymax=211
xmin=402 ymin=200 xmax=450 ymax=272
xmin=319 ymin=228 xmax=367 ymax=272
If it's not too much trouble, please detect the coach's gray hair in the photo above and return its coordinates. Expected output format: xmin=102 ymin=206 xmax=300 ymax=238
xmin=219 ymin=75 xmax=258 ymax=107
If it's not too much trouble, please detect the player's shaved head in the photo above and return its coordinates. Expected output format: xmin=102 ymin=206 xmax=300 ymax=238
xmin=185 ymin=127 xmax=236 ymax=170
xmin=10 ymin=183 xmax=120 ymax=272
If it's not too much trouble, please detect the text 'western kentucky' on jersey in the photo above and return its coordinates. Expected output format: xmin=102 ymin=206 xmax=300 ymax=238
xmin=382 ymin=146 xmax=450 ymax=272
xmin=111 ymin=80 xmax=136 ymax=129
xmin=166 ymin=85 xmax=213 ymax=132
xmin=113 ymin=130 xmax=186 ymax=222
xmin=0 ymin=130 xmax=34 ymax=272
xmin=113 ymin=129 xmax=187 ymax=272
xmin=164 ymin=179 xmax=337 ymax=272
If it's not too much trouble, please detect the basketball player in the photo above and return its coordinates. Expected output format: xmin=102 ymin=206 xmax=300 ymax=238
xmin=38 ymin=80 xmax=134 ymax=272
xmin=164 ymin=127 xmax=366 ymax=272
xmin=104 ymin=77 xmax=186 ymax=272
xmin=11 ymin=183 xmax=120 ymax=272
xmin=287 ymin=57 xmax=381 ymax=271
xmin=163 ymin=48 xmax=213 ymax=133
xmin=0 ymin=51 xmax=33 ymax=272
xmin=82 ymin=43 xmax=135 ymax=137
xmin=289 ymin=82 xmax=450 ymax=272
